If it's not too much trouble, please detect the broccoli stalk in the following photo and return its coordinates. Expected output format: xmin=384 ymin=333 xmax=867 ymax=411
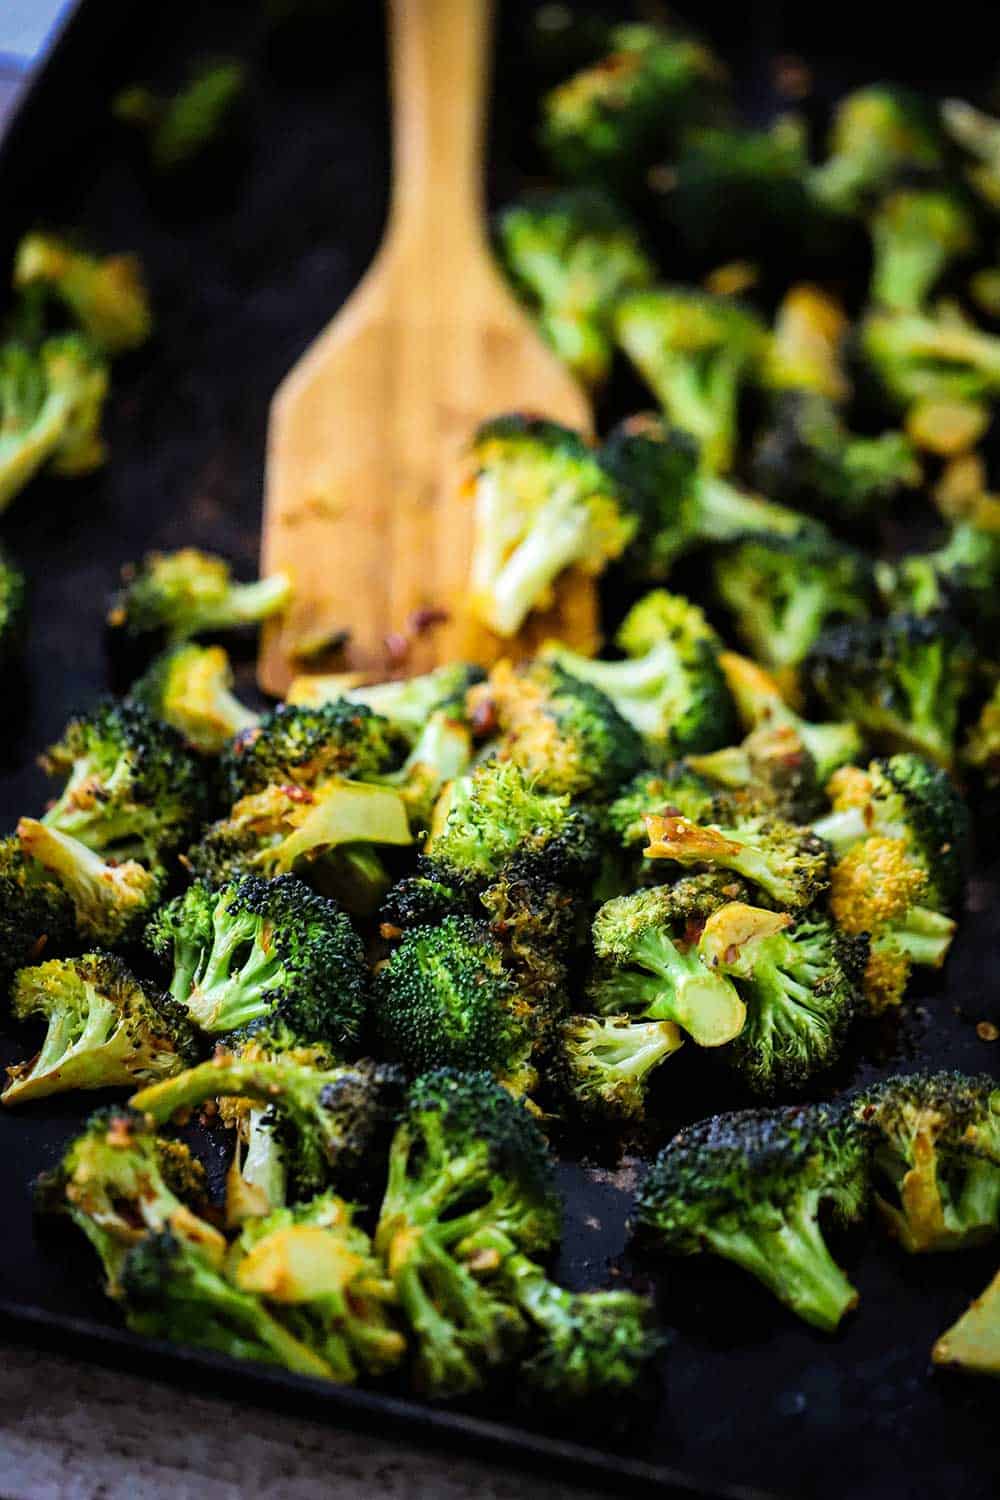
xmin=559 ymin=1014 xmax=684 ymax=1123
xmin=0 ymin=336 xmax=109 ymax=511
xmin=942 ymin=99 xmax=1000 ymax=212
xmin=17 ymin=818 xmax=163 ymax=945
xmin=933 ymin=1267 xmax=1000 ymax=1376
xmin=131 ymin=643 xmax=259 ymax=753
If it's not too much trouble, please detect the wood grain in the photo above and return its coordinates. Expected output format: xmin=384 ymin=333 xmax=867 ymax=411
xmin=258 ymin=0 xmax=594 ymax=695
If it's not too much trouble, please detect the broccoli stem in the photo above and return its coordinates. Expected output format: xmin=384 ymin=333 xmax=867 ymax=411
xmin=619 ymin=928 xmax=746 ymax=1047
xmin=133 ymin=1057 xmax=291 ymax=1123
xmin=709 ymin=1194 xmax=859 ymax=1331
xmin=3 ymin=989 xmax=125 ymax=1104
xmin=894 ymin=905 xmax=956 ymax=967
xmin=487 ymin=487 xmax=592 ymax=637
xmin=694 ymin=475 xmax=804 ymax=542
xmin=180 ymin=574 xmax=291 ymax=640
xmin=187 ymin=905 xmax=284 ymax=1032
xmin=241 ymin=1109 xmax=288 ymax=1211
xmin=390 ymin=1227 xmax=510 ymax=1395
xmin=872 ymin=243 xmax=945 ymax=314
xmin=17 ymin=818 xmax=154 ymax=943
xmin=581 ymin=1018 xmax=683 ymax=1079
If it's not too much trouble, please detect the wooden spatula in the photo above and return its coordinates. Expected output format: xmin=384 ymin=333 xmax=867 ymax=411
xmin=258 ymin=0 xmax=594 ymax=696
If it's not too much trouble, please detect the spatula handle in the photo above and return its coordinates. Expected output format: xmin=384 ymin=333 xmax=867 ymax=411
xmin=386 ymin=0 xmax=493 ymax=248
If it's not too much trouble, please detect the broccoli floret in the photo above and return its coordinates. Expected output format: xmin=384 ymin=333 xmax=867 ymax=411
xmin=558 ymin=1013 xmax=684 ymax=1123
xmin=540 ymin=22 xmax=727 ymax=188
xmin=477 ymin=872 xmax=580 ymax=1014
xmin=467 ymin=414 xmax=636 ymax=638
xmin=3 ymin=952 xmax=197 ymax=1105
xmin=497 ymin=190 xmax=655 ymax=388
xmin=869 ymin=189 xmax=977 ymax=313
xmin=113 ymin=60 xmax=247 ymax=173
xmin=16 ymin=818 xmax=164 ymax=946
xmin=13 ymin=233 xmax=152 ymax=354
xmin=762 ymin=284 xmax=851 ymax=402
xmin=0 ymin=837 xmax=76 ymax=1000
xmin=965 ymin=680 xmax=1000 ymax=785
xmin=644 ymin=807 xmax=830 ymax=912
xmin=810 ymin=85 xmax=944 ymax=217
xmin=861 ymin=305 xmax=1000 ymax=409
xmin=637 ymin=1101 xmax=868 ymax=1331
xmin=752 ymin=392 xmax=920 ymax=524
xmin=941 ymin=99 xmax=1000 ymax=213
xmin=714 ymin=533 xmax=874 ymax=675
xmin=130 ymin=643 xmax=259 ymax=753
xmin=590 ymin=885 xmax=747 ymax=1048
xmin=423 ymin=759 xmax=600 ymax=895
xmin=38 ymin=698 xmax=208 ymax=865
xmin=600 ymin=414 xmax=809 ymax=580
xmin=542 ymin=588 xmax=735 ymax=760
xmin=697 ymin=903 xmax=864 ymax=1093
xmin=718 ymin=650 xmax=861 ymax=785
xmin=133 ymin=1054 xmax=403 ymax=1203
xmin=855 ymin=1072 xmax=1000 ymax=1252
xmin=688 ymin=723 xmax=825 ymax=824
xmin=0 ymin=336 xmax=108 ymax=511
xmin=879 ymin=522 xmax=1000 ymax=629
xmin=807 ymin=612 xmax=974 ymax=771
xmin=35 ymin=1106 xmax=225 ymax=1293
xmin=107 ymin=548 xmax=291 ymax=648
xmin=614 ymin=289 xmax=767 ymax=473
xmin=933 ymin=1266 xmax=1000 ymax=1377
xmin=231 ymin=1192 xmax=406 ymax=1380
xmin=467 ymin=657 xmax=644 ymax=799
xmin=0 ymin=546 xmax=26 ymax=666
xmin=145 ymin=875 xmax=367 ymax=1045
xmin=374 ymin=916 xmax=543 ymax=1096
xmin=287 ymin=662 xmax=484 ymax=738
xmin=374 ymin=1069 xmax=559 ymax=1396
xmin=814 ymin=754 xmax=969 ymax=913
xmin=379 ymin=875 xmax=466 ymax=934
xmin=225 ymin=699 xmax=406 ymax=798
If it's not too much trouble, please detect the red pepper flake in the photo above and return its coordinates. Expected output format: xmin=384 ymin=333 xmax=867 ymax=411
xmin=281 ymin=783 xmax=314 ymax=804
xmin=384 ymin=632 xmax=410 ymax=665
xmin=471 ymin=696 xmax=499 ymax=737
xmin=409 ymin=606 xmax=450 ymax=635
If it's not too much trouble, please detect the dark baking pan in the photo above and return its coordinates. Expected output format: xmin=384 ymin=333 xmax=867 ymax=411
xmin=0 ymin=3 xmax=998 ymax=1497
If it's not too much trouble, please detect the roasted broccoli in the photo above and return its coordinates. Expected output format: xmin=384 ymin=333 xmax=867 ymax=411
xmin=145 ymin=875 xmax=367 ymax=1046
xmin=374 ymin=1069 xmax=560 ymax=1396
xmin=287 ymin=662 xmax=484 ymax=739
xmin=0 ymin=837 xmax=75 ymax=1000
xmin=16 ymin=819 xmax=163 ymax=947
xmin=608 ymin=766 xmax=721 ymax=870
xmin=558 ymin=1013 xmax=684 ymax=1123
xmin=644 ymin=807 xmax=829 ymax=912
xmin=497 ymin=190 xmax=655 ymax=387
xmin=879 ymin=522 xmax=1000 ymax=630
xmin=589 ymin=885 xmax=747 ymax=1048
xmin=467 ymin=657 xmax=644 ymax=799
xmin=13 ymin=233 xmax=152 ymax=354
xmin=131 ymin=643 xmax=259 ymax=753
xmin=0 ymin=546 xmax=26 ymax=666
xmin=542 ymin=588 xmax=735 ymax=760
xmin=467 ymin=415 xmax=636 ymax=637
xmin=697 ymin=903 xmax=864 ymax=1093
xmin=869 ymin=189 xmax=976 ymax=313
xmin=714 ymin=533 xmax=874 ymax=674
xmin=933 ymin=1267 xmax=1000 ymax=1377
xmin=807 ymin=612 xmax=974 ymax=770
xmin=855 ymin=1072 xmax=1000 ymax=1252
xmin=113 ymin=60 xmax=247 ymax=173
xmin=3 ymin=952 xmax=196 ymax=1105
xmin=687 ymin=722 xmax=825 ymax=824
xmin=861 ymin=305 xmax=1000 ymax=409
xmin=614 ymin=290 xmax=766 ymax=473
xmin=810 ymin=86 xmax=944 ymax=216
xmin=637 ymin=1102 xmax=868 ymax=1330
xmin=0 ymin=335 xmax=108 ymax=511
xmin=717 ymin=650 xmax=862 ymax=784
xmin=107 ymin=548 xmax=291 ymax=648
xmin=763 ymin=283 xmax=851 ymax=403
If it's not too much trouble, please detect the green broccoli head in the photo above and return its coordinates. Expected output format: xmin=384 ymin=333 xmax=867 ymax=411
xmin=558 ymin=1013 xmax=684 ymax=1124
xmin=107 ymin=548 xmax=292 ymax=648
xmin=0 ymin=546 xmax=26 ymax=665
xmin=0 ymin=836 xmax=76 ymax=1000
xmin=861 ymin=305 xmax=1000 ymax=408
xmin=643 ymin=804 xmax=830 ymax=912
xmin=613 ymin=289 xmax=767 ymax=473
xmin=16 ymin=818 xmax=165 ymax=946
xmin=807 ymin=612 xmax=974 ymax=771
xmin=637 ymin=1101 xmax=868 ymax=1330
xmin=869 ymin=189 xmax=977 ymax=313
xmin=697 ymin=903 xmax=865 ymax=1094
xmin=811 ymin=85 xmax=944 ymax=216
xmin=3 ymin=951 xmax=197 ymax=1105
xmin=752 ymin=392 xmax=920 ymax=523
xmin=13 ymin=233 xmax=152 ymax=354
xmin=145 ymin=874 xmax=368 ymax=1046
xmin=468 ymin=656 xmax=644 ymax=799
xmin=542 ymin=588 xmax=736 ymax=760
xmin=855 ymin=1071 xmax=1000 ymax=1252
xmin=497 ymin=189 xmax=655 ymax=387
xmin=467 ymin=414 xmax=636 ymax=638
xmin=224 ymin=699 xmax=406 ymax=798
xmin=113 ymin=60 xmax=247 ymax=173
xmin=713 ymin=532 xmax=875 ymax=673
xmin=590 ymin=884 xmax=747 ymax=1048
xmin=0 ymin=335 xmax=108 ymax=512
xmin=378 ymin=875 xmax=467 ymax=934
xmin=130 ymin=643 xmax=259 ymax=753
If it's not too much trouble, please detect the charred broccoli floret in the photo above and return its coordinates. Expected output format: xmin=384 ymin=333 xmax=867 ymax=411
xmin=540 ymin=22 xmax=726 ymax=188
xmin=497 ymin=190 xmax=654 ymax=387
xmin=224 ymin=698 xmax=409 ymax=794
xmin=113 ymin=60 xmax=247 ymax=173
xmin=697 ymin=903 xmax=864 ymax=1093
xmin=0 ymin=837 xmax=75 ymax=999
xmin=558 ymin=1013 xmax=684 ymax=1124
xmin=718 ymin=651 xmax=862 ymax=785
xmin=13 ymin=233 xmax=152 ymax=353
xmin=752 ymin=392 xmax=919 ymax=524
xmin=637 ymin=1102 xmax=868 ymax=1330
xmin=855 ymin=1072 xmax=1000 ymax=1252
xmin=807 ymin=613 xmax=974 ymax=770
xmin=861 ymin=305 xmax=1000 ymax=409
xmin=614 ymin=290 xmax=767 ymax=473
xmin=810 ymin=86 xmax=944 ymax=217
xmin=374 ymin=1069 xmax=560 ymax=1396
xmin=644 ymin=806 xmax=830 ymax=912
xmin=107 ymin=548 xmax=291 ymax=648
xmin=145 ymin=875 xmax=367 ymax=1046
xmin=17 ymin=819 xmax=164 ymax=947
xmin=869 ymin=189 xmax=977 ymax=313
xmin=542 ymin=588 xmax=735 ymax=760
xmin=131 ymin=643 xmax=259 ymax=753
xmin=590 ymin=885 xmax=746 ymax=1048
xmin=467 ymin=415 xmax=636 ymax=638
xmin=477 ymin=872 xmax=580 ymax=1013
xmin=0 ymin=546 xmax=26 ymax=665
xmin=714 ymin=533 xmax=874 ymax=673
xmin=0 ymin=335 xmax=108 ymax=511
xmin=468 ymin=657 xmax=644 ymax=799
xmin=3 ymin=952 xmax=197 ymax=1105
